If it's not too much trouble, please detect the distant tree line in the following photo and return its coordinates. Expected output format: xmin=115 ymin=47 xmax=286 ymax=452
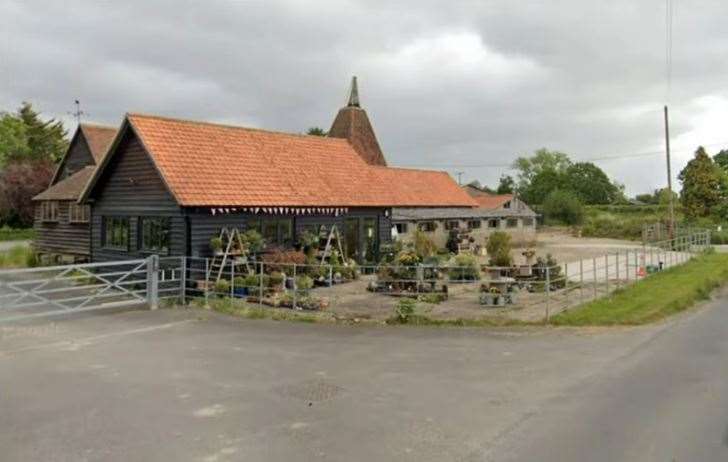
xmin=0 ymin=103 xmax=67 ymax=227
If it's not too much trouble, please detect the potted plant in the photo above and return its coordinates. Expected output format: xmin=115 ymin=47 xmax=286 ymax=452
xmin=269 ymin=271 xmax=285 ymax=291
xmin=295 ymin=275 xmax=314 ymax=296
xmin=214 ymin=279 xmax=230 ymax=297
xmin=210 ymin=237 xmax=224 ymax=256
xmin=233 ymin=276 xmax=247 ymax=297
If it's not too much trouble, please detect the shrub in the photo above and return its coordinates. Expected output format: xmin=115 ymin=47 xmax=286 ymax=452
xmin=418 ymin=293 xmax=446 ymax=304
xmin=395 ymin=297 xmax=417 ymax=323
xmin=214 ymin=279 xmax=230 ymax=295
xmin=446 ymin=229 xmax=460 ymax=254
xmin=262 ymin=249 xmax=306 ymax=272
xmin=233 ymin=276 xmax=247 ymax=288
xmin=486 ymin=231 xmax=513 ymax=267
xmin=413 ymin=230 xmax=437 ymax=258
xmin=243 ymin=274 xmax=267 ymax=289
xmin=241 ymin=229 xmax=265 ymax=254
xmin=210 ymin=237 xmax=223 ymax=252
xmin=542 ymin=189 xmax=584 ymax=225
xmin=448 ymin=254 xmax=481 ymax=281
xmin=297 ymin=230 xmax=320 ymax=254
xmin=295 ymin=275 xmax=314 ymax=291
xmin=269 ymin=271 xmax=285 ymax=287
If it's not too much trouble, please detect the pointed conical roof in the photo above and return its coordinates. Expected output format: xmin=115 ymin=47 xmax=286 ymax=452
xmin=328 ymin=77 xmax=387 ymax=166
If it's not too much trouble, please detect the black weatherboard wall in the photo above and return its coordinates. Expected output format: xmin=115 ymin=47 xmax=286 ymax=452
xmin=89 ymin=130 xmax=186 ymax=262
xmin=88 ymin=128 xmax=391 ymax=263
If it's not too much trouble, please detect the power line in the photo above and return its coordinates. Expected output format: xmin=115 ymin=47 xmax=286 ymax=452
xmin=401 ymin=141 xmax=728 ymax=169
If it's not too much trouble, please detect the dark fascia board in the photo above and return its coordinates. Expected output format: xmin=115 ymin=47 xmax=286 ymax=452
xmin=77 ymin=114 xmax=182 ymax=207
xmin=49 ymin=128 xmax=83 ymax=186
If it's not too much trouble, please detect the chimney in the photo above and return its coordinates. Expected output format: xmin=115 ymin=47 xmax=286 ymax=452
xmin=328 ymin=76 xmax=387 ymax=166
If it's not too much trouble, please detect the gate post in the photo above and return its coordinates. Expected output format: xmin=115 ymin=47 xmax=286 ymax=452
xmin=147 ymin=255 xmax=159 ymax=310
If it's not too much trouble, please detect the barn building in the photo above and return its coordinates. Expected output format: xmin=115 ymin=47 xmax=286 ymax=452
xmin=32 ymin=124 xmax=116 ymax=263
xmin=76 ymin=79 xmax=476 ymax=263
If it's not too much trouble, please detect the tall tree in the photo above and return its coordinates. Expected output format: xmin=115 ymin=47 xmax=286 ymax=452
xmin=713 ymin=149 xmax=728 ymax=171
xmin=564 ymin=162 xmax=621 ymax=204
xmin=678 ymin=147 xmax=726 ymax=218
xmin=512 ymin=148 xmax=571 ymax=204
xmin=496 ymin=174 xmax=515 ymax=194
xmin=0 ymin=102 xmax=68 ymax=165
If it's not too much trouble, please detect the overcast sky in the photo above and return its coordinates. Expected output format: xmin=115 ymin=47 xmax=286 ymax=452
xmin=2 ymin=0 xmax=727 ymax=195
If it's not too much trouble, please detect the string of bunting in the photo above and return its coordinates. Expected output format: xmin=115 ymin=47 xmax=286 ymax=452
xmin=209 ymin=206 xmax=350 ymax=216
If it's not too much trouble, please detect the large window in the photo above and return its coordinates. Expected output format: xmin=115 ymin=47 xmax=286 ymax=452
xmin=488 ymin=219 xmax=499 ymax=229
xmin=506 ymin=218 xmax=519 ymax=228
xmin=69 ymin=204 xmax=90 ymax=223
xmin=394 ymin=223 xmax=408 ymax=234
xmin=139 ymin=217 xmax=170 ymax=254
xmin=103 ymin=217 xmax=130 ymax=250
xmin=444 ymin=220 xmax=460 ymax=230
xmin=40 ymin=201 xmax=58 ymax=222
xmin=249 ymin=218 xmax=293 ymax=246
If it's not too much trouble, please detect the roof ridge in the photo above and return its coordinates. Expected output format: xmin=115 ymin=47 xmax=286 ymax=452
xmin=372 ymin=165 xmax=449 ymax=175
xmin=127 ymin=112 xmax=351 ymax=143
xmin=79 ymin=122 xmax=116 ymax=130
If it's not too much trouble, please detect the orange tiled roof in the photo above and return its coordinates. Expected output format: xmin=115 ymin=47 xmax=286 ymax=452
xmin=472 ymin=193 xmax=514 ymax=209
xmin=125 ymin=114 xmax=477 ymax=208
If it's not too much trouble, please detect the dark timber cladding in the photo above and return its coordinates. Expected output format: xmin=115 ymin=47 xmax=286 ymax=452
xmin=89 ymin=130 xmax=186 ymax=261
xmin=87 ymin=128 xmax=388 ymax=263
xmin=33 ymin=124 xmax=117 ymax=262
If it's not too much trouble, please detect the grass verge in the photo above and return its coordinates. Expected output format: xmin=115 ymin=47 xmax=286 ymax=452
xmin=0 ymin=227 xmax=35 ymax=241
xmin=551 ymin=251 xmax=728 ymax=326
xmin=0 ymin=245 xmax=36 ymax=269
xmin=188 ymin=297 xmax=332 ymax=323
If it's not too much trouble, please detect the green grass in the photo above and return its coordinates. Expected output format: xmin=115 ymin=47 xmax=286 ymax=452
xmin=0 ymin=245 xmax=36 ymax=269
xmin=189 ymin=297 xmax=326 ymax=323
xmin=551 ymin=251 xmax=728 ymax=326
xmin=0 ymin=227 xmax=35 ymax=241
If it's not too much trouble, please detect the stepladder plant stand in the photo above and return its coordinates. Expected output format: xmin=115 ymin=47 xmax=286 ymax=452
xmin=319 ymin=225 xmax=347 ymax=267
xmin=207 ymin=227 xmax=252 ymax=284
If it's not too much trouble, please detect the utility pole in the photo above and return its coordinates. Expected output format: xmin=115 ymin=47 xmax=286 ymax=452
xmin=664 ymin=105 xmax=675 ymax=238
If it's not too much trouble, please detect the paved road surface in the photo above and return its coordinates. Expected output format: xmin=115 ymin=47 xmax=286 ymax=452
xmin=1 ymin=297 xmax=728 ymax=461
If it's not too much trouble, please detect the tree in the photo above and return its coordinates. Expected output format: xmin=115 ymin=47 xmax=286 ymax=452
xmin=563 ymin=162 xmax=621 ymax=204
xmin=496 ymin=174 xmax=515 ymax=194
xmin=512 ymin=149 xmax=571 ymax=204
xmin=0 ymin=102 xmax=68 ymax=166
xmin=0 ymin=160 xmax=55 ymax=227
xmin=713 ymin=149 xmax=728 ymax=171
xmin=306 ymin=127 xmax=327 ymax=136
xmin=678 ymin=147 xmax=726 ymax=218
xmin=542 ymin=189 xmax=584 ymax=225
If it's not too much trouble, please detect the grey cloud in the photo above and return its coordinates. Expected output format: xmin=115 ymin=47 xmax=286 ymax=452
xmin=2 ymin=0 xmax=727 ymax=194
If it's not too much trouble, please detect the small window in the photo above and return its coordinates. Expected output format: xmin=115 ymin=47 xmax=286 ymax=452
xmin=522 ymin=217 xmax=534 ymax=227
xmin=394 ymin=223 xmax=408 ymax=234
xmin=506 ymin=218 xmax=519 ymax=228
xmin=40 ymin=201 xmax=59 ymax=222
xmin=467 ymin=220 xmax=482 ymax=229
xmin=103 ymin=217 xmax=130 ymax=250
xmin=488 ymin=219 xmax=499 ymax=228
xmin=503 ymin=201 xmax=511 ymax=209
xmin=444 ymin=220 xmax=460 ymax=230
xmin=418 ymin=221 xmax=436 ymax=233
xmin=69 ymin=204 xmax=90 ymax=223
xmin=139 ymin=217 xmax=170 ymax=254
